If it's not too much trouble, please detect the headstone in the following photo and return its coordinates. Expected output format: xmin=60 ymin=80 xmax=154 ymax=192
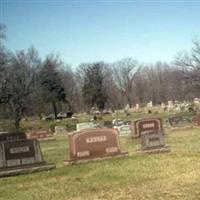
xmin=147 ymin=101 xmax=153 ymax=108
xmin=168 ymin=116 xmax=192 ymax=127
xmin=103 ymin=121 xmax=113 ymax=128
xmin=76 ymin=122 xmax=94 ymax=131
xmin=26 ymin=129 xmax=54 ymax=141
xmin=133 ymin=118 xmax=163 ymax=138
xmin=0 ymin=139 xmax=55 ymax=177
xmin=112 ymin=119 xmax=124 ymax=126
xmin=136 ymin=104 xmax=139 ymax=110
xmin=65 ymin=128 xmax=128 ymax=164
xmin=54 ymin=126 xmax=67 ymax=134
xmin=0 ymin=131 xmax=27 ymax=142
xmin=161 ymin=103 xmax=166 ymax=109
xmin=167 ymin=101 xmax=174 ymax=111
xmin=139 ymin=131 xmax=170 ymax=153
xmin=114 ymin=125 xmax=133 ymax=136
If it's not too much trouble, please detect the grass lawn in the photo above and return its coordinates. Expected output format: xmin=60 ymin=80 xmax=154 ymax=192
xmin=0 ymin=124 xmax=200 ymax=200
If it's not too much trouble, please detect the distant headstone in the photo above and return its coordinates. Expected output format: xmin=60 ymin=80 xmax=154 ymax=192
xmin=139 ymin=131 xmax=170 ymax=153
xmin=133 ymin=118 xmax=163 ymax=138
xmin=0 ymin=139 xmax=55 ymax=177
xmin=112 ymin=119 xmax=124 ymax=126
xmin=103 ymin=121 xmax=113 ymax=128
xmin=114 ymin=125 xmax=132 ymax=136
xmin=136 ymin=104 xmax=139 ymax=110
xmin=76 ymin=122 xmax=94 ymax=131
xmin=167 ymin=101 xmax=174 ymax=111
xmin=147 ymin=101 xmax=153 ymax=108
xmin=0 ymin=131 xmax=27 ymax=142
xmin=54 ymin=126 xmax=67 ymax=135
xmin=168 ymin=116 xmax=192 ymax=127
xmin=65 ymin=128 xmax=128 ymax=164
xmin=26 ymin=129 xmax=54 ymax=141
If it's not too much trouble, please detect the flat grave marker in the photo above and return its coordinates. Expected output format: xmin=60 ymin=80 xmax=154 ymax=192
xmin=133 ymin=118 xmax=163 ymax=138
xmin=65 ymin=128 xmax=128 ymax=164
xmin=0 ymin=139 xmax=55 ymax=177
xmin=168 ymin=116 xmax=192 ymax=127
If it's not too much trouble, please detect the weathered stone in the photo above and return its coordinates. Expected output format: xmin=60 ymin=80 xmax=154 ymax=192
xmin=26 ymin=129 xmax=54 ymax=141
xmin=168 ymin=116 xmax=192 ymax=127
xmin=139 ymin=131 xmax=170 ymax=153
xmin=0 ymin=131 xmax=27 ymax=142
xmin=0 ymin=139 xmax=55 ymax=177
xmin=54 ymin=126 xmax=67 ymax=134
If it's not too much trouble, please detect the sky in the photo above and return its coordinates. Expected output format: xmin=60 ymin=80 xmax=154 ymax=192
xmin=1 ymin=0 xmax=200 ymax=67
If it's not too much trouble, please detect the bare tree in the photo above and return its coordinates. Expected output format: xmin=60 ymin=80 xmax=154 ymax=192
xmin=175 ymin=39 xmax=200 ymax=98
xmin=5 ymin=47 xmax=41 ymax=130
xmin=113 ymin=58 xmax=141 ymax=107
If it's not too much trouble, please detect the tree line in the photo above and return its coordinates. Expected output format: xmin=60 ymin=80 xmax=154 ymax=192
xmin=0 ymin=24 xmax=200 ymax=130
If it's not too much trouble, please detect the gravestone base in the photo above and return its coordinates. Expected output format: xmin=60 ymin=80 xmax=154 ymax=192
xmin=138 ymin=145 xmax=170 ymax=154
xmin=64 ymin=151 xmax=128 ymax=165
xmin=0 ymin=162 xmax=55 ymax=178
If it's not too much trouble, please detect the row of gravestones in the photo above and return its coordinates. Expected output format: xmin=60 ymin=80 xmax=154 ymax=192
xmin=0 ymin=118 xmax=169 ymax=178
xmin=1 ymin=114 xmax=200 ymax=178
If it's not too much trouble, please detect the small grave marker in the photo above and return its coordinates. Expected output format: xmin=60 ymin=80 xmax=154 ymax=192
xmin=103 ymin=121 xmax=113 ymax=128
xmin=133 ymin=118 xmax=163 ymax=138
xmin=139 ymin=131 xmax=170 ymax=153
xmin=26 ymin=129 xmax=54 ymax=141
xmin=0 ymin=139 xmax=55 ymax=177
xmin=76 ymin=122 xmax=94 ymax=131
xmin=65 ymin=128 xmax=128 ymax=164
xmin=114 ymin=125 xmax=132 ymax=136
xmin=54 ymin=126 xmax=67 ymax=134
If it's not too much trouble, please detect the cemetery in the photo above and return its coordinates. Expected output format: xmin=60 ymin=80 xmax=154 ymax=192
xmin=1 ymin=1 xmax=200 ymax=199
xmin=0 ymin=109 xmax=200 ymax=199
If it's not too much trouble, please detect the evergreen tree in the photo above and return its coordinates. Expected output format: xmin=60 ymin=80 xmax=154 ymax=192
xmin=39 ymin=55 xmax=66 ymax=118
xmin=82 ymin=62 xmax=106 ymax=111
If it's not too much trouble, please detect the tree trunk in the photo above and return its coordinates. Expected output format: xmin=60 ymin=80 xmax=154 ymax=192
xmin=15 ymin=118 xmax=21 ymax=132
xmin=52 ymin=101 xmax=57 ymax=119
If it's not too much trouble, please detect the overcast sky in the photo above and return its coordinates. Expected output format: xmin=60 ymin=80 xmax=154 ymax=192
xmin=1 ymin=0 xmax=200 ymax=67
